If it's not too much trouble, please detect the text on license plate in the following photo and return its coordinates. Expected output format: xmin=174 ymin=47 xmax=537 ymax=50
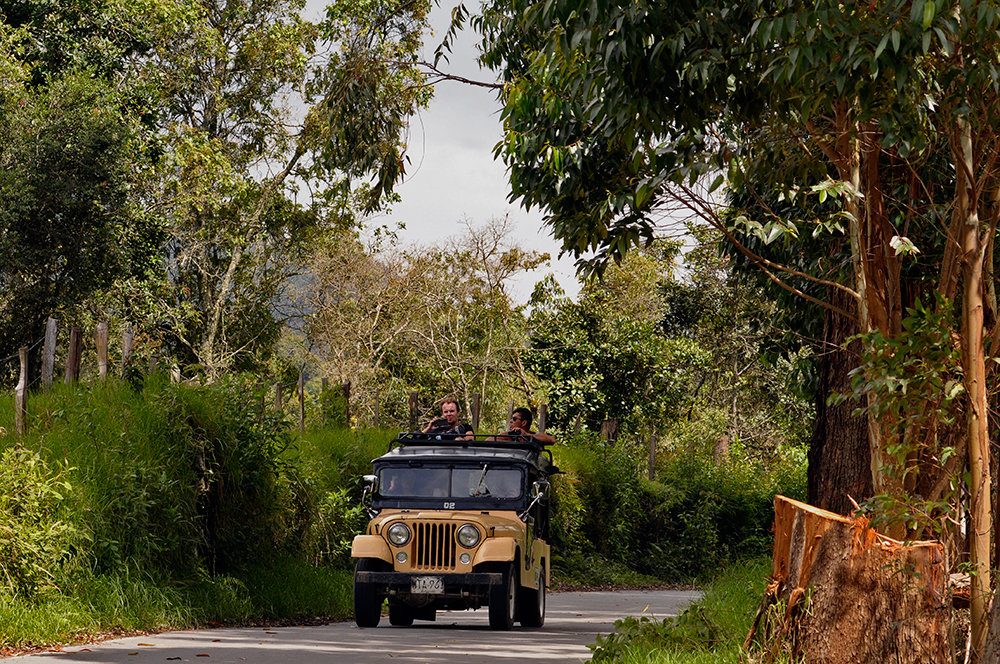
xmin=411 ymin=576 xmax=444 ymax=594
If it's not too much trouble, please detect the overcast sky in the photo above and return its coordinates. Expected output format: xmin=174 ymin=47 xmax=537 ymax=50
xmin=310 ymin=2 xmax=584 ymax=302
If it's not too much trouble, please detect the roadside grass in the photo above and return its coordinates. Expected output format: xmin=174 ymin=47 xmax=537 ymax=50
xmin=0 ymin=379 xmax=368 ymax=651
xmin=552 ymin=553 xmax=670 ymax=590
xmin=0 ymin=561 xmax=354 ymax=651
xmin=587 ymin=556 xmax=771 ymax=663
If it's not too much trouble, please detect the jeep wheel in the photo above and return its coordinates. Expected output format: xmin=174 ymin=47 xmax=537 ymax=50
xmin=354 ymin=559 xmax=386 ymax=628
xmin=388 ymin=603 xmax=414 ymax=626
xmin=518 ymin=567 xmax=545 ymax=628
xmin=488 ymin=563 xmax=517 ymax=630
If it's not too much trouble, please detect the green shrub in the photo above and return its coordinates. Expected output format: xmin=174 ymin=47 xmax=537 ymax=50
xmin=0 ymin=446 xmax=78 ymax=599
xmin=305 ymin=488 xmax=367 ymax=567
xmin=551 ymin=427 xmax=806 ymax=583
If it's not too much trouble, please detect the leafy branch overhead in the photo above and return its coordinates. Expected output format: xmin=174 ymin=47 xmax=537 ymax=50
xmin=0 ymin=0 xmax=434 ymax=374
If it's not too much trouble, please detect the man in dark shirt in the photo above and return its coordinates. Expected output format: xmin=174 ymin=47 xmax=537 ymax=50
xmin=422 ymin=397 xmax=475 ymax=440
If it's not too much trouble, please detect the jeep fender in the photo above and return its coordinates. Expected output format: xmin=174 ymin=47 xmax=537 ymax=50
xmin=473 ymin=538 xmax=517 ymax=566
xmin=351 ymin=535 xmax=392 ymax=564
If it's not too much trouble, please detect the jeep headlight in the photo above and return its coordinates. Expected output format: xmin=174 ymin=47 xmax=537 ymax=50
xmin=387 ymin=522 xmax=411 ymax=546
xmin=457 ymin=524 xmax=480 ymax=548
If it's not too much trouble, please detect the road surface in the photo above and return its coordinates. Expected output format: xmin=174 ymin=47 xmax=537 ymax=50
xmin=4 ymin=590 xmax=701 ymax=664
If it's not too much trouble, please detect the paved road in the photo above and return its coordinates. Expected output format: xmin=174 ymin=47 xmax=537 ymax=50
xmin=3 ymin=590 xmax=701 ymax=664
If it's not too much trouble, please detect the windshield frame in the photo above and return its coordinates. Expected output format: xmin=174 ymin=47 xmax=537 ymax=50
xmin=372 ymin=462 xmax=528 ymax=511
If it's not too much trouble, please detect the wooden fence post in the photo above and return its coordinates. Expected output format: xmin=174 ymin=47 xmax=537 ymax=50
xmin=537 ymin=404 xmax=547 ymax=434
xmin=408 ymin=391 xmax=419 ymax=431
xmin=600 ymin=418 xmax=618 ymax=443
xmin=95 ymin=322 xmax=109 ymax=379
xmin=341 ymin=381 xmax=351 ymax=424
xmin=507 ymin=399 xmax=515 ymax=423
xmin=648 ymin=431 xmax=657 ymax=480
xmin=573 ymin=413 xmax=582 ymax=436
xmin=374 ymin=389 xmax=381 ymax=428
xmin=298 ymin=370 xmax=305 ymax=433
xmin=64 ymin=327 xmax=82 ymax=384
xmin=42 ymin=318 xmax=58 ymax=391
xmin=170 ymin=365 xmax=181 ymax=383
xmin=15 ymin=347 xmax=28 ymax=436
xmin=121 ymin=326 xmax=135 ymax=371
xmin=471 ymin=393 xmax=482 ymax=430
xmin=274 ymin=382 xmax=283 ymax=412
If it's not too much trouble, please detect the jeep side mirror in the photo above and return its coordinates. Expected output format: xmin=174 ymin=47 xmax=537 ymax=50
xmin=520 ymin=481 xmax=550 ymax=522
xmin=361 ymin=474 xmax=379 ymax=517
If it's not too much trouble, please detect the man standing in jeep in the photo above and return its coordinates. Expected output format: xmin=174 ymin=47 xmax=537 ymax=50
xmin=492 ymin=408 xmax=555 ymax=444
xmin=422 ymin=397 xmax=475 ymax=440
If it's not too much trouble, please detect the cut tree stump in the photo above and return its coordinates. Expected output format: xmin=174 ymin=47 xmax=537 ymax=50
xmin=746 ymin=495 xmax=948 ymax=664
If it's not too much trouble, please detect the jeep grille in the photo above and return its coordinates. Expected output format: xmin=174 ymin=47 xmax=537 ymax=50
xmin=413 ymin=521 xmax=457 ymax=570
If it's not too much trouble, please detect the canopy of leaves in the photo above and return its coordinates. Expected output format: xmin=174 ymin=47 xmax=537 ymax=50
xmin=0 ymin=70 xmax=161 ymax=366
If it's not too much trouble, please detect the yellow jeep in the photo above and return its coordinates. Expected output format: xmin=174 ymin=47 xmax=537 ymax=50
xmin=351 ymin=433 xmax=557 ymax=630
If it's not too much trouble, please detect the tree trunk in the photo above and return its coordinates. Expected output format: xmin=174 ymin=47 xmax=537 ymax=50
xmin=748 ymin=496 xmax=949 ymax=664
xmin=956 ymin=115 xmax=991 ymax=662
xmin=808 ymin=287 xmax=872 ymax=516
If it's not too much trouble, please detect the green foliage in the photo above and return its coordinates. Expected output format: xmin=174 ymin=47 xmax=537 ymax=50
xmin=473 ymin=0 xmax=754 ymax=274
xmin=305 ymin=489 xmax=367 ymax=568
xmin=528 ymin=249 xmax=710 ymax=433
xmin=0 ymin=69 xmax=161 ymax=363
xmin=548 ymin=471 xmax=586 ymax=555
xmin=319 ymin=388 xmax=350 ymax=428
xmin=0 ymin=446 xmax=78 ymax=599
xmin=156 ymin=377 xmax=295 ymax=573
xmin=552 ymin=432 xmax=805 ymax=583
xmin=0 ymin=376 xmax=375 ymax=647
xmin=844 ymin=296 xmax=964 ymax=536
xmin=588 ymin=557 xmax=773 ymax=663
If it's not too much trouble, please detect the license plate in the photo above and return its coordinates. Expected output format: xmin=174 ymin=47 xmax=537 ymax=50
xmin=411 ymin=576 xmax=444 ymax=594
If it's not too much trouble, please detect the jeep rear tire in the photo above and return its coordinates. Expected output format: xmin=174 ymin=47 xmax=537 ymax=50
xmin=354 ymin=559 xmax=386 ymax=628
xmin=488 ymin=563 xmax=517 ymax=630
xmin=518 ymin=567 xmax=545 ymax=628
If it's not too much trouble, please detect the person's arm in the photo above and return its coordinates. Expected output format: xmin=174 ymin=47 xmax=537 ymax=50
xmin=530 ymin=430 xmax=555 ymax=444
xmin=459 ymin=423 xmax=475 ymax=440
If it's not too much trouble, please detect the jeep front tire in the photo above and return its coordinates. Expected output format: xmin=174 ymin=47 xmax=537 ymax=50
xmin=488 ymin=563 xmax=517 ymax=630
xmin=354 ymin=558 xmax=385 ymax=627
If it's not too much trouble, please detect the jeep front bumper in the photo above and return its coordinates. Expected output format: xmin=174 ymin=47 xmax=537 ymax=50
xmin=355 ymin=571 xmax=503 ymax=587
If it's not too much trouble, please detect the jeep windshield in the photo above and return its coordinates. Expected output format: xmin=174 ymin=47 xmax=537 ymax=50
xmin=378 ymin=464 xmax=523 ymax=501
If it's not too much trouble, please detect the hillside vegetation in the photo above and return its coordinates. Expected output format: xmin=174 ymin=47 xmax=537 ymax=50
xmin=0 ymin=374 xmax=803 ymax=650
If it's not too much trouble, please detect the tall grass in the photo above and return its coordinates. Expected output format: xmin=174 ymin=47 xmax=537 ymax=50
xmin=588 ymin=557 xmax=772 ymax=663
xmin=0 ymin=375 xmax=369 ymax=649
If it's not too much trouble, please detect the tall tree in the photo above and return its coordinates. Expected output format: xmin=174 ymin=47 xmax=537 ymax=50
xmin=467 ymin=0 xmax=1000 ymax=655
xmin=148 ymin=0 xmax=432 ymax=375
xmin=0 ymin=8 xmax=162 ymax=367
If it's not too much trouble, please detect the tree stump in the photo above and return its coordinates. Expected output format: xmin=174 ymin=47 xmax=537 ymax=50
xmin=747 ymin=495 xmax=948 ymax=664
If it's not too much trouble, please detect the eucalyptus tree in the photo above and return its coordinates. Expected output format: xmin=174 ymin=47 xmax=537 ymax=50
xmin=148 ymin=0 xmax=432 ymax=375
xmin=462 ymin=0 xmax=1000 ymax=654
